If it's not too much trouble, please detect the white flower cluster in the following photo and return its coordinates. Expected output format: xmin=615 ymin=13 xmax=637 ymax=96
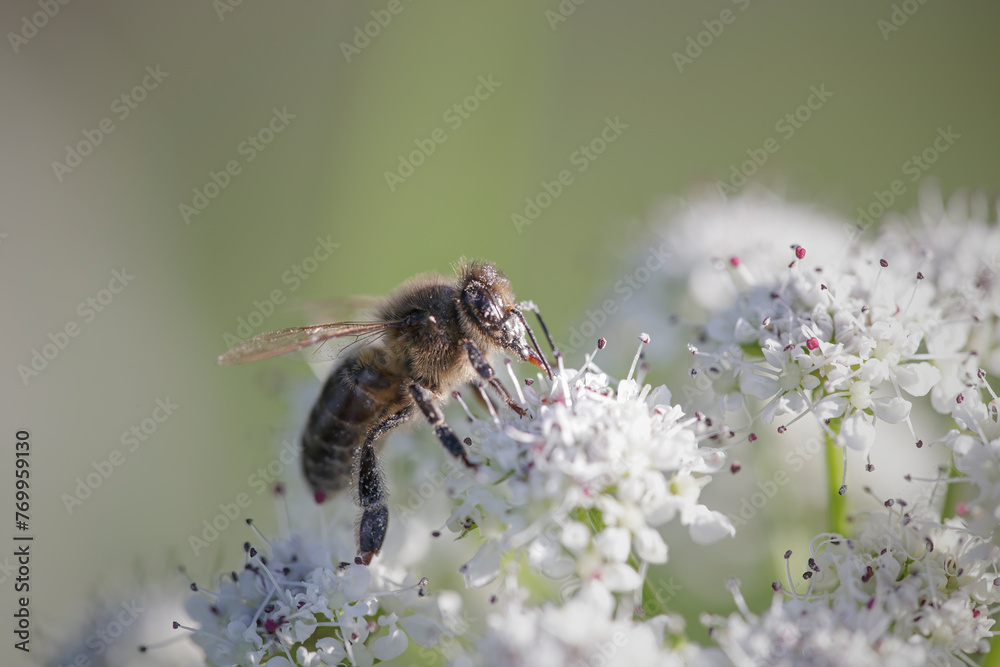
xmin=616 ymin=188 xmax=850 ymax=359
xmin=935 ymin=374 xmax=1000 ymax=540
xmin=878 ymin=188 xmax=1000 ymax=376
xmin=445 ymin=343 xmax=735 ymax=598
xmin=452 ymin=582 xmax=700 ymax=667
xmin=682 ymin=189 xmax=1000 ymax=467
xmin=689 ymin=240 xmax=945 ymax=458
xmin=182 ymin=530 xmax=455 ymax=666
xmin=705 ymin=507 xmax=1000 ymax=666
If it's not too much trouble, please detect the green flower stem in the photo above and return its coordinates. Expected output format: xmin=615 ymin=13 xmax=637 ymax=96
xmin=939 ymin=462 xmax=963 ymax=520
xmin=986 ymin=638 xmax=1000 ymax=667
xmin=825 ymin=419 xmax=850 ymax=537
xmin=635 ymin=565 xmax=671 ymax=619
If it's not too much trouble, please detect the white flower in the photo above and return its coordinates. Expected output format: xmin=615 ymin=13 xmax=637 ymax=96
xmin=706 ymin=506 xmax=1000 ymax=665
xmin=181 ymin=529 xmax=449 ymax=666
xmin=739 ymin=339 xmax=821 ymax=424
xmin=706 ymin=590 xmax=926 ymax=667
xmin=617 ymin=187 xmax=851 ymax=361
xmin=453 ymin=583 xmax=695 ymax=667
xmin=446 ymin=339 xmax=734 ymax=604
xmin=680 ymin=203 xmax=975 ymax=474
xmin=879 ymin=186 xmax=1000 ymax=371
xmin=594 ymin=526 xmax=632 ymax=562
xmin=935 ymin=376 xmax=1000 ymax=538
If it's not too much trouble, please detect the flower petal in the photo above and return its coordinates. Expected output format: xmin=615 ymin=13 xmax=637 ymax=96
xmin=597 ymin=562 xmax=642 ymax=591
xmin=371 ymin=625 xmax=408 ymax=661
xmin=398 ymin=614 xmax=444 ymax=648
xmin=893 ymin=362 xmax=941 ymax=397
xmin=595 ymin=526 xmax=631 ymax=563
xmin=634 ymin=526 xmax=668 ymax=563
xmin=316 ymin=637 xmax=347 ymax=665
xmin=841 ymin=413 xmax=875 ymax=454
xmin=341 ymin=564 xmax=370 ymax=599
xmin=740 ymin=372 xmax=778 ymax=400
xmin=461 ymin=540 xmax=501 ymax=588
xmin=686 ymin=506 xmax=736 ymax=544
xmin=561 ymin=520 xmax=591 ymax=552
xmin=293 ymin=618 xmax=317 ymax=643
xmin=346 ymin=642 xmax=374 ymax=667
xmin=873 ymin=396 xmax=911 ymax=423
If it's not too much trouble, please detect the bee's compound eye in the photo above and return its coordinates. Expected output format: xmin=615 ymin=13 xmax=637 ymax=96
xmin=463 ymin=284 xmax=504 ymax=328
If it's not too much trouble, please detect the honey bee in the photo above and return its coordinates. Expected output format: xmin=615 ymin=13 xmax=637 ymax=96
xmin=218 ymin=260 xmax=553 ymax=565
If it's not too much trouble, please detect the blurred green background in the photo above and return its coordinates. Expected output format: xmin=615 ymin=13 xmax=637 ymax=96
xmin=2 ymin=1 xmax=999 ymax=663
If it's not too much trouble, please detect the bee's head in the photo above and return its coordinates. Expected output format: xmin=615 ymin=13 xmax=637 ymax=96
xmin=457 ymin=260 xmax=549 ymax=373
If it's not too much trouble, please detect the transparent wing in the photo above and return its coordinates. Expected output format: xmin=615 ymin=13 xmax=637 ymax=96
xmin=293 ymin=295 xmax=383 ymax=326
xmin=217 ymin=320 xmax=405 ymax=366
xmin=290 ymin=296 xmax=389 ymax=379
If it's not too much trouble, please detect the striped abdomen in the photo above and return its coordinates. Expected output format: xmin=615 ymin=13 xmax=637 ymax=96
xmin=301 ymin=348 xmax=404 ymax=499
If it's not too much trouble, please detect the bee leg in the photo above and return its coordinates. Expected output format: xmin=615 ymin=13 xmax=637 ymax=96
xmin=408 ymin=382 xmax=477 ymax=469
xmin=463 ymin=341 xmax=526 ymax=417
xmin=488 ymin=378 xmax=526 ymax=417
xmin=356 ymin=406 xmax=411 ymax=566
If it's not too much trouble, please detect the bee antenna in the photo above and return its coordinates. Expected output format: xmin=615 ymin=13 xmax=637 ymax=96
xmin=513 ymin=306 xmax=553 ymax=379
xmin=516 ymin=301 xmax=560 ymax=378
xmin=516 ymin=301 xmax=558 ymax=354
